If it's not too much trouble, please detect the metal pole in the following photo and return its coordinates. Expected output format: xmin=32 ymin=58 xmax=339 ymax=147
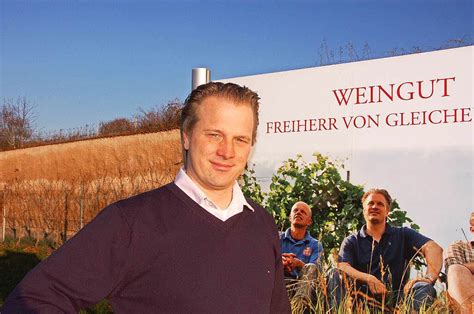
xmin=183 ymin=68 xmax=211 ymax=167
xmin=80 ymin=181 xmax=84 ymax=229
xmin=192 ymin=68 xmax=211 ymax=91
xmin=1 ymin=190 xmax=5 ymax=242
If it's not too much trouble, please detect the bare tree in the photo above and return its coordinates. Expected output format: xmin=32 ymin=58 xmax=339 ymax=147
xmin=98 ymin=117 xmax=135 ymax=136
xmin=0 ymin=97 xmax=37 ymax=150
xmin=135 ymin=99 xmax=183 ymax=133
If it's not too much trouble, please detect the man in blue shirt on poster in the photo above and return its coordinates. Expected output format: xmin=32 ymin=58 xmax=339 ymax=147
xmin=280 ymin=201 xmax=324 ymax=279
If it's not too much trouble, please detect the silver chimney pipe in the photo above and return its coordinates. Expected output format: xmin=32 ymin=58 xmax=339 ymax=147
xmin=192 ymin=68 xmax=211 ymax=91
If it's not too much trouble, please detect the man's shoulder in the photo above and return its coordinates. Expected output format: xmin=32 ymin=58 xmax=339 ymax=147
xmin=344 ymin=229 xmax=361 ymax=241
xmin=112 ymin=183 xmax=176 ymax=216
xmin=118 ymin=181 xmax=173 ymax=201
xmin=449 ymin=239 xmax=467 ymax=245
xmin=245 ymin=197 xmax=279 ymax=230
xmin=387 ymin=225 xmax=432 ymax=249
xmin=245 ymin=197 xmax=270 ymax=217
xmin=388 ymin=225 xmax=411 ymax=232
xmin=338 ymin=231 xmax=361 ymax=261
xmin=305 ymin=232 xmax=321 ymax=246
xmin=448 ymin=239 xmax=469 ymax=249
xmin=388 ymin=225 xmax=427 ymax=238
xmin=339 ymin=230 xmax=361 ymax=250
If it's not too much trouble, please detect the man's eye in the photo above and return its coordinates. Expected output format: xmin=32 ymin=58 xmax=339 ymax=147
xmin=236 ymin=137 xmax=250 ymax=144
xmin=208 ymin=133 xmax=221 ymax=140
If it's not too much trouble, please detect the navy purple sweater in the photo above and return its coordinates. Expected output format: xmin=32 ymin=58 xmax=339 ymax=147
xmin=3 ymin=183 xmax=291 ymax=313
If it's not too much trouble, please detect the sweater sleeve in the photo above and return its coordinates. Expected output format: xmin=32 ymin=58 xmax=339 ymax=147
xmin=2 ymin=204 xmax=132 ymax=313
xmin=268 ymin=217 xmax=292 ymax=313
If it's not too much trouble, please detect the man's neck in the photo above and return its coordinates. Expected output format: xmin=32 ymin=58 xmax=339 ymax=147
xmin=290 ymin=226 xmax=307 ymax=241
xmin=205 ymin=188 xmax=233 ymax=209
xmin=184 ymin=168 xmax=234 ymax=209
xmin=365 ymin=221 xmax=386 ymax=242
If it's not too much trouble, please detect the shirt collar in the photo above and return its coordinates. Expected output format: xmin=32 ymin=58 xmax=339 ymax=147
xmin=174 ymin=168 xmax=254 ymax=212
xmin=283 ymin=228 xmax=310 ymax=243
xmin=360 ymin=223 xmax=393 ymax=238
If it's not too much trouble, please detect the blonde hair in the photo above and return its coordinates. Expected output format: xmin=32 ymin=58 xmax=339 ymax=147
xmin=362 ymin=188 xmax=392 ymax=208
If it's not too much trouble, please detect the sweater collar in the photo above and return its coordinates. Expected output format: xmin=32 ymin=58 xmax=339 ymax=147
xmin=174 ymin=167 xmax=255 ymax=212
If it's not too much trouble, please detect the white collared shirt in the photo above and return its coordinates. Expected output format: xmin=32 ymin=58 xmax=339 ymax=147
xmin=174 ymin=168 xmax=254 ymax=221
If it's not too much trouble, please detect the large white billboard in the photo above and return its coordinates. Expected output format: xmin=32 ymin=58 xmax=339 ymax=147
xmin=221 ymin=46 xmax=473 ymax=248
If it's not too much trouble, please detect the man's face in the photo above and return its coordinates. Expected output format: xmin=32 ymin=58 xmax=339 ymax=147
xmin=289 ymin=203 xmax=312 ymax=229
xmin=183 ymin=96 xmax=254 ymax=196
xmin=363 ymin=193 xmax=390 ymax=225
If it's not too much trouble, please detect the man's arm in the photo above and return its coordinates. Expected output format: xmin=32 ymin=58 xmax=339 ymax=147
xmin=2 ymin=204 xmax=131 ymax=312
xmin=284 ymin=254 xmax=305 ymax=272
xmin=281 ymin=252 xmax=295 ymax=274
xmin=284 ymin=240 xmax=323 ymax=273
xmin=462 ymin=262 xmax=474 ymax=273
xmin=445 ymin=240 xmax=474 ymax=273
xmin=337 ymin=262 xmax=388 ymax=295
xmin=269 ymin=221 xmax=291 ymax=312
xmin=337 ymin=236 xmax=387 ymax=295
xmin=403 ymin=240 xmax=443 ymax=294
xmin=422 ymin=240 xmax=444 ymax=280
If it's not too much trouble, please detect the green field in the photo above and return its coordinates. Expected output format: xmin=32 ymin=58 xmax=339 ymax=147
xmin=0 ymin=239 xmax=111 ymax=313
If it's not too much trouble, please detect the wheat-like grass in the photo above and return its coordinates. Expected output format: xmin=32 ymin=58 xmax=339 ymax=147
xmin=0 ymin=130 xmax=183 ymax=245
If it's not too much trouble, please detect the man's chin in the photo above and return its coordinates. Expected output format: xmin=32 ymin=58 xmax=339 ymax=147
xmin=292 ymin=223 xmax=307 ymax=229
xmin=208 ymin=177 xmax=238 ymax=191
xmin=368 ymin=217 xmax=384 ymax=225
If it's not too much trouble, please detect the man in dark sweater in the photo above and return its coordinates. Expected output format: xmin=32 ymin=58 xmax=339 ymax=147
xmin=3 ymin=82 xmax=291 ymax=313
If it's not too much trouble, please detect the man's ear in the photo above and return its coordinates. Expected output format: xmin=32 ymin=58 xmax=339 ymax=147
xmin=183 ymin=132 xmax=190 ymax=150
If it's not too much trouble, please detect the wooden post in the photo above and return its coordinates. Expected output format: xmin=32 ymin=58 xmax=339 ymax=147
xmin=80 ymin=181 xmax=84 ymax=229
xmin=62 ymin=192 xmax=69 ymax=243
xmin=1 ymin=190 xmax=5 ymax=242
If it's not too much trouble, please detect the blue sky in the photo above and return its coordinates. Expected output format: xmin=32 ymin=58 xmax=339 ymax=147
xmin=1 ymin=0 xmax=472 ymax=133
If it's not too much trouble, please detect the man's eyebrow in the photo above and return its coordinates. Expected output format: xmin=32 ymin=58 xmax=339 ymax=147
xmin=201 ymin=129 xmax=252 ymax=140
xmin=236 ymin=135 xmax=251 ymax=140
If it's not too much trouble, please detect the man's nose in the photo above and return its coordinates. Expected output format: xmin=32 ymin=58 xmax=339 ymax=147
xmin=217 ymin=138 xmax=235 ymax=159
